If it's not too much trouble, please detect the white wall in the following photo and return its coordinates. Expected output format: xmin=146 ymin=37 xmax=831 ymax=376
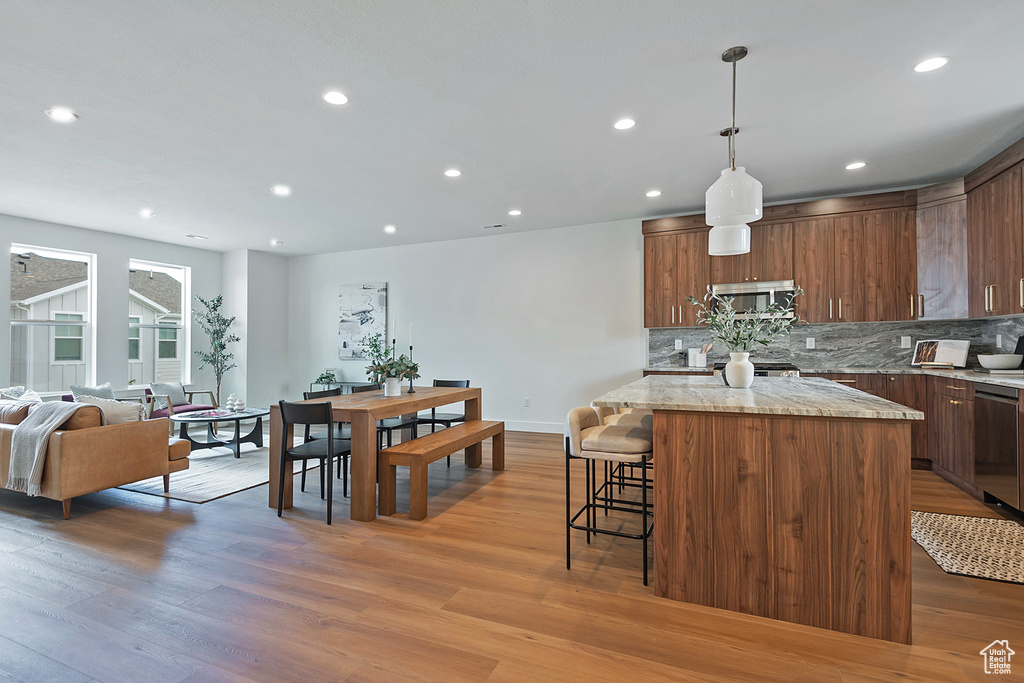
xmin=0 ymin=213 xmax=222 ymax=393
xmin=219 ymin=249 xmax=248 ymax=403
xmin=286 ymin=219 xmax=647 ymax=432
xmin=245 ymin=250 xmax=290 ymax=409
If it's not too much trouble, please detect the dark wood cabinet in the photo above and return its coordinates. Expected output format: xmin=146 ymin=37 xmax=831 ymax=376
xmin=710 ymin=222 xmax=794 ymax=285
xmin=927 ymin=377 xmax=974 ymax=487
xmin=792 ymin=218 xmax=834 ymax=323
xmin=643 ymin=230 xmax=709 ymax=327
xmin=916 ymin=192 xmax=969 ymax=320
xmin=833 ymin=209 xmax=917 ymax=322
xmin=966 ymin=162 xmax=1023 ymax=317
xmin=884 ymin=374 xmax=928 ymax=463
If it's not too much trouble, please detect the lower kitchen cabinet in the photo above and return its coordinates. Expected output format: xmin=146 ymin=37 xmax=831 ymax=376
xmin=927 ymin=376 xmax=975 ymax=491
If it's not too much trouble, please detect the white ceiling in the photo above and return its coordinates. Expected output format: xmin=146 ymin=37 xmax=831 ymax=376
xmin=2 ymin=0 xmax=1024 ymax=255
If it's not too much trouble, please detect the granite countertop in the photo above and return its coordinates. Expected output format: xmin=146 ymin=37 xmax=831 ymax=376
xmin=595 ymin=375 xmax=924 ymax=420
xmin=643 ymin=365 xmax=1024 ymax=391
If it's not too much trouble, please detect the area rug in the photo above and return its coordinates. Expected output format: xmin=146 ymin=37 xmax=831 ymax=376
xmin=117 ymin=444 xmax=322 ymax=504
xmin=911 ymin=510 xmax=1024 ymax=584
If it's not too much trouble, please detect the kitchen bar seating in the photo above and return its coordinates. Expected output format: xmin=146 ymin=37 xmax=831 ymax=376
xmin=565 ymin=406 xmax=654 ymax=585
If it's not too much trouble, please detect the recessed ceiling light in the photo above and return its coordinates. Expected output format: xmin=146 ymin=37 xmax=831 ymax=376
xmin=914 ymin=57 xmax=948 ymax=73
xmin=646 ymin=190 xmax=662 ymax=198
xmin=508 ymin=209 xmax=522 ymax=216
xmin=322 ymin=91 xmax=348 ymax=105
xmin=444 ymin=169 xmax=461 ymax=177
xmin=45 ymin=107 xmax=78 ymax=123
xmin=845 ymin=161 xmax=866 ymax=170
xmin=384 ymin=225 xmax=397 ymax=233
xmin=614 ymin=118 xmax=635 ymax=130
xmin=271 ymin=185 xmax=291 ymax=196
xmin=139 ymin=208 xmax=155 ymax=218
xmin=270 ymin=239 xmax=284 ymax=247
xmin=185 ymin=233 xmax=209 ymax=240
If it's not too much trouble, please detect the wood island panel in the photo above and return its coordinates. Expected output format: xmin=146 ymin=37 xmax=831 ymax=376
xmin=654 ymin=410 xmax=911 ymax=644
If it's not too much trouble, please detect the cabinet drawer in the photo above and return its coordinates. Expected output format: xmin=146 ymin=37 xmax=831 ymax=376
xmin=931 ymin=376 xmax=975 ymax=399
xmin=805 ymin=373 xmax=884 ymax=393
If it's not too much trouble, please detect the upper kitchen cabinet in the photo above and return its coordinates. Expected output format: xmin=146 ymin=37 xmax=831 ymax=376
xmin=966 ymin=162 xmax=1023 ymax=317
xmin=792 ymin=217 xmax=835 ymax=323
xmin=643 ymin=229 xmax=709 ymax=327
xmin=710 ymin=222 xmax=794 ymax=285
xmin=833 ymin=208 xmax=917 ymax=323
xmin=916 ymin=179 xmax=969 ymax=320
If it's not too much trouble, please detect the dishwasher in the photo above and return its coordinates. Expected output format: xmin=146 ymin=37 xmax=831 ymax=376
xmin=974 ymin=383 xmax=1020 ymax=509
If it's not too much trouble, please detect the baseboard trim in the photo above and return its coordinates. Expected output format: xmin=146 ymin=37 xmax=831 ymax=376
xmin=500 ymin=420 xmax=563 ymax=434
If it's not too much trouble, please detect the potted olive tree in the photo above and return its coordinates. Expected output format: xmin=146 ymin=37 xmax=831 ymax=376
xmin=687 ymin=287 xmax=803 ymax=388
xmin=193 ymin=294 xmax=240 ymax=405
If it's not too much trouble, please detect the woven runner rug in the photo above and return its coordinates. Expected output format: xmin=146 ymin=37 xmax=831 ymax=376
xmin=911 ymin=510 xmax=1024 ymax=584
xmin=117 ymin=443 xmax=322 ymax=504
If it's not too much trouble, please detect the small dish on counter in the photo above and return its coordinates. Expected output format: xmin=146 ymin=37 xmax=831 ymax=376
xmin=977 ymin=354 xmax=1023 ymax=370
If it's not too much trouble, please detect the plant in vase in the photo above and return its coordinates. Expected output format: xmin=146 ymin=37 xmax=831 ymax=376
xmin=360 ymin=334 xmax=421 ymax=396
xmin=687 ymin=287 xmax=803 ymax=388
xmin=314 ymin=370 xmax=336 ymax=386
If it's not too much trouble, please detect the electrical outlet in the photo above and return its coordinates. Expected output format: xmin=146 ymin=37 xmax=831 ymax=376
xmin=674 ymin=339 xmax=683 ymax=351
xmin=523 ymin=397 xmax=530 ymax=407
xmin=997 ymin=334 xmax=1003 ymax=349
xmin=901 ymin=336 xmax=911 ymax=349
xmin=805 ymin=337 xmax=815 ymax=350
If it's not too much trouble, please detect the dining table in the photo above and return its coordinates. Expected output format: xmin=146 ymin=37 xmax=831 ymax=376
xmin=268 ymin=385 xmax=482 ymax=521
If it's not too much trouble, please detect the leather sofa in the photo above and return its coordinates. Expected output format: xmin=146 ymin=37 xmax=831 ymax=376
xmin=0 ymin=400 xmax=190 ymax=519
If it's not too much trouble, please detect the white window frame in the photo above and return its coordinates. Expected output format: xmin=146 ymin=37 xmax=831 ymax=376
xmin=52 ymin=311 xmax=85 ymax=364
xmin=157 ymin=322 xmax=179 ymax=360
xmin=128 ymin=315 xmax=141 ymax=361
xmin=128 ymin=259 xmax=191 ymax=385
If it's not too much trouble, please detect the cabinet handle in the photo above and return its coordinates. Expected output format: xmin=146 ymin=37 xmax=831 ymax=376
xmin=949 ymin=399 xmax=961 ymax=405
xmin=946 ymin=385 xmax=964 ymax=391
xmin=919 ymin=294 xmax=925 ymax=317
xmin=829 ymin=298 xmax=833 ymax=320
xmin=679 ymin=305 xmax=684 ymax=324
xmin=985 ymin=285 xmax=990 ymax=312
xmin=1019 ymin=278 xmax=1023 ymax=310
xmin=671 ymin=305 xmax=675 ymax=325
xmin=889 ymin=377 xmax=896 ymax=381
xmin=834 ymin=379 xmax=857 ymax=384
xmin=838 ymin=298 xmax=843 ymax=320
xmin=752 ymin=277 xmax=758 ymax=281
xmin=910 ymin=295 xmax=915 ymax=319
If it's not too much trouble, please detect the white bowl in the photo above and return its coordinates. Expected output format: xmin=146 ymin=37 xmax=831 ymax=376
xmin=978 ymin=354 xmax=1023 ymax=370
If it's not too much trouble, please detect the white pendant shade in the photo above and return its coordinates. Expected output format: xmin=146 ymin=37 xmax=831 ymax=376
xmin=708 ymin=224 xmax=751 ymax=256
xmin=705 ymin=166 xmax=763 ymax=226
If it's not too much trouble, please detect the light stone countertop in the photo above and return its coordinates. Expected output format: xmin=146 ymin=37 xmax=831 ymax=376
xmin=597 ymin=375 xmax=925 ymax=420
xmin=643 ymin=366 xmax=1024 ymax=391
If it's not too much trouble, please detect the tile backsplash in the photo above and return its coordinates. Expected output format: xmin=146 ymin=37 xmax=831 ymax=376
xmin=648 ymin=316 xmax=1024 ymax=369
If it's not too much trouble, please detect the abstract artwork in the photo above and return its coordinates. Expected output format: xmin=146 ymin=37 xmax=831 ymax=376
xmin=338 ymin=282 xmax=387 ymax=360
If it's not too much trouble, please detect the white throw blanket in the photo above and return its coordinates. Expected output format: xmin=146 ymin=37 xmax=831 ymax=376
xmin=8 ymin=401 xmax=88 ymax=496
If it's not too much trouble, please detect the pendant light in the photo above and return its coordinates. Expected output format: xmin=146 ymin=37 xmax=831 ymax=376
xmin=706 ymin=46 xmax=762 ymax=256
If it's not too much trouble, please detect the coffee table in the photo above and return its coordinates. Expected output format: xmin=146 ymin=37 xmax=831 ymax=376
xmin=170 ymin=408 xmax=270 ymax=458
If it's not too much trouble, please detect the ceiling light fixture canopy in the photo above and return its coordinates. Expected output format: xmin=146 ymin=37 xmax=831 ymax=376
xmin=706 ymin=46 xmax=762 ymax=256
xmin=45 ymin=107 xmax=78 ymax=123
xmin=914 ymin=56 xmax=948 ymax=73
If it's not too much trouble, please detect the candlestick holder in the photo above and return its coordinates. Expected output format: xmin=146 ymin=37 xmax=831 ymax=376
xmin=407 ymin=344 xmax=416 ymax=393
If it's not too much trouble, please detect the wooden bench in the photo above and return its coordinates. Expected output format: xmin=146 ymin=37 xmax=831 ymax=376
xmin=378 ymin=419 xmax=505 ymax=520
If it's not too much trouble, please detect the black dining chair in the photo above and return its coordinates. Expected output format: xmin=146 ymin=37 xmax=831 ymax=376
xmin=302 ymin=388 xmax=351 ymax=487
xmin=416 ymin=379 xmax=470 ymax=466
xmin=350 ymin=383 xmax=419 ymax=450
xmin=277 ymin=400 xmax=351 ymax=525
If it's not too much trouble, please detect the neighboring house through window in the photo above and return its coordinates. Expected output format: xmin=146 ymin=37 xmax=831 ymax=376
xmin=9 ymin=245 xmax=95 ymax=392
xmin=128 ymin=259 xmax=190 ymax=384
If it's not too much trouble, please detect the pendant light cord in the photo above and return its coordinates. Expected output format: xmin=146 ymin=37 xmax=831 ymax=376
xmin=730 ymin=56 xmax=737 ymax=171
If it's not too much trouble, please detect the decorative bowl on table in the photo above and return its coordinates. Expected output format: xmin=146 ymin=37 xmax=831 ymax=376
xmin=977 ymin=354 xmax=1023 ymax=369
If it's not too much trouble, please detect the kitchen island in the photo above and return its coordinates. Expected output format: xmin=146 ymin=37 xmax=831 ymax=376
xmin=593 ymin=375 xmax=924 ymax=643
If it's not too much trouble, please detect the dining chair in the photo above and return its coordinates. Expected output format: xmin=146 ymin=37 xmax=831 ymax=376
xmin=350 ymin=383 xmax=418 ymax=449
xmin=416 ymin=379 xmax=469 ymax=466
xmin=277 ymin=400 xmax=351 ymax=525
xmin=301 ymin=387 xmax=352 ymax=491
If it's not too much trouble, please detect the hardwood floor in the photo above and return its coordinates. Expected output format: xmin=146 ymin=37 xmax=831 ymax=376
xmin=0 ymin=431 xmax=1021 ymax=681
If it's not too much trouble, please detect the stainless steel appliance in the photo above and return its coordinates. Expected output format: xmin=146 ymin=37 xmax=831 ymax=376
xmin=712 ymin=362 xmax=801 ymax=379
xmin=974 ymin=383 xmax=1020 ymax=509
xmin=710 ymin=280 xmax=798 ymax=319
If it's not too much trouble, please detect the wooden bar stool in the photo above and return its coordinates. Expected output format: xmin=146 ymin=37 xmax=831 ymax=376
xmin=565 ymin=407 xmax=654 ymax=585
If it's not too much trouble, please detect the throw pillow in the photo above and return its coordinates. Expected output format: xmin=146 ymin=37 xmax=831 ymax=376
xmin=78 ymin=395 xmax=145 ymax=425
xmin=150 ymin=382 xmax=188 ymax=407
xmin=17 ymin=390 xmax=42 ymax=403
xmin=0 ymin=386 xmax=26 ymax=400
xmin=70 ymin=382 xmax=116 ymax=401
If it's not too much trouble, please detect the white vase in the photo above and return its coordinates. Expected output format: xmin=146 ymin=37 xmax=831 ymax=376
xmin=725 ymin=352 xmax=755 ymax=388
xmin=384 ymin=377 xmax=403 ymax=397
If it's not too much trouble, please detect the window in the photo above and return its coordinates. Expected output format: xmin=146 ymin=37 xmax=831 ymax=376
xmin=10 ymin=244 xmax=95 ymax=392
xmin=54 ymin=313 xmax=84 ymax=361
xmin=158 ymin=324 xmax=178 ymax=359
xmin=128 ymin=316 xmax=140 ymax=360
xmin=128 ymin=259 xmax=190 ymax=384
